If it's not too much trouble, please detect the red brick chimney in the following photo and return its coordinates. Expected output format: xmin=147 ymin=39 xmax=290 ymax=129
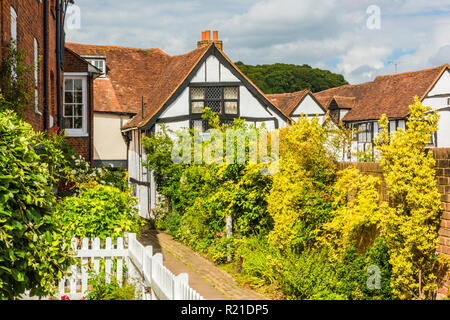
xmin=197 ymin=30 xmax=223 ymax=51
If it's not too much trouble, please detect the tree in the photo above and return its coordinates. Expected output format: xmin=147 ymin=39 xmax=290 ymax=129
xmin=235 ymin=62 xmax=348 ymax=94
xmin=374 ymin=97 xmax=445 ymax=299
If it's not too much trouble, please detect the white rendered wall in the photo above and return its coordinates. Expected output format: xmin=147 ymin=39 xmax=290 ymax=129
xmin=422 ymin=69 xmax=450 ymax=147
xmin=155 ymin=120 xmax=190 ymax=134
xmin=159 ymin=89 xmax=189 ymax=118
xmin=291 ymin=94 xmax=324 ymax=116
xmin=191 ymin=55 xmax=240 ymax=83
xmin=427 ymin=70 xmax=450 ymax=96
xmin=94 ymin=113 xmax=130 ymax=161
xmin=290 ymin=94 xmax=325 ymax=125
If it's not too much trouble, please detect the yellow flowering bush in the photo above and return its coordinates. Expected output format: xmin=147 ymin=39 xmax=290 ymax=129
xmin=320 ymin=166 xmax=382 ymax=261
xmin=375 ymin=97 xmax=444 ymax=299
xmin=268 ymin=116 xmax=337 ymax=252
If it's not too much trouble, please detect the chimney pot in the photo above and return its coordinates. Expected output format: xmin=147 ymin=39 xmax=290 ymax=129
xmin=198 ymin=30 xmax=223 ymax=51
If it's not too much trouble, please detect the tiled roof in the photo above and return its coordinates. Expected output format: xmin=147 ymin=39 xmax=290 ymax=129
xmin=67 ymin=42 xmax=291 ymax=128
xmin=332 ymin=96 xmax=356 ymax=110
xmin=266 ymin=90 xmax=308 ymax=116
xmin=314 ymin=64 xmax=449 ymax=122
xmin=93 ymin=79 xmax=129 ymax=114
xmin=66 ymin=42 xmax=210 ymax=125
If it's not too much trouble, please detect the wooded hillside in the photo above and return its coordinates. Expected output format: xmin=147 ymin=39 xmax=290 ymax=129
xmin=235 ymin=61 xmax=348 ymax=94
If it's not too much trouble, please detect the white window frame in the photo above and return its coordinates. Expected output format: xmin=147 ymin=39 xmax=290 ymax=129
xmin=10 ymin=6 xmax=17 ymax=42
xmin=86 ymin=59 xmax=106 ymax=78
xmin=63 ymin=74 xmax=88 ymax=137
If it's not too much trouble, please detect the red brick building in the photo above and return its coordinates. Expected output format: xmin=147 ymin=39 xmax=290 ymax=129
xmin=63 ymin=47 xmax=98 ymax=161
xmin=0 ymin=0 xmax=97 ymax=163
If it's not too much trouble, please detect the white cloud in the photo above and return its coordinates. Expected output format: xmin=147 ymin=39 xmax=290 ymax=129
xmin=66 ymin=0 xmax=450 ymax=84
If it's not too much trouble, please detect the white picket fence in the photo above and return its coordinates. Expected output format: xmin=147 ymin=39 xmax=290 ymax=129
xmin=57 ymin=233 xmax=204 ymax=300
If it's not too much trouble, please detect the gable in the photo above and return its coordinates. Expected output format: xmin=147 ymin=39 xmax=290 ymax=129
xmin=191 ymin=55 xmax=240 ymax=83
xmin=426 ymin=69 xmax=450 ymax=97
xmin=291 ymin=93 xmax=326 ymax=116
xmin=422 ymin=68 xmax=450 ymax=112
xmin=143 ymin=44 xmax=290 ymax=129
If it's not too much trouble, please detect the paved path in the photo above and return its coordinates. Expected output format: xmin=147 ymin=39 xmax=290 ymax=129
xmin=139 ymin=228 xmax=268 ymax=300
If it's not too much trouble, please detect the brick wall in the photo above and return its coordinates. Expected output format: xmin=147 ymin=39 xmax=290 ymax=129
xmin=1 ymin=0 xmax=59 ymax=132
xmin=66 ymin=136 xmax=90 ymax=160
xmin=63 ymin=48 xmax=89 ymax=73
xmin=62 ymin=48 xmax=94 ymax=164
xmin=0 ymin=3 xmax=93 ymax=164
xmin=433 ymin=149 xmax=450 ymax=259
xmin=338 ymin=148 xmax=450 ymax=296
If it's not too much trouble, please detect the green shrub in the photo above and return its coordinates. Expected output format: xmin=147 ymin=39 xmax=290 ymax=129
xmin=85 ymin=272 xmax=138 ymax=300
xmin=269 ymin=249 xmax=344 ymax=300
xmin=56 ymin=184 xmax=144 ymax=240
xmin=0 ymin=108 xmax=73 ymax=299
xmin=375 ymin=98 xmax=444 ymax=299
xmin=234 ymin=236 xmax=278 ymax=287
xmin=157 ymin=210 xmax=182 ymax=236
xmin=34 ymin=128 xmax=129 ymax=199
xmin=337 ymin=238 xmax=394 ymax=300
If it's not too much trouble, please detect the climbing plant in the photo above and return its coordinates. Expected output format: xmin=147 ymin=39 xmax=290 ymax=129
xmin=0 ymin=41 xmax=35 ymax=113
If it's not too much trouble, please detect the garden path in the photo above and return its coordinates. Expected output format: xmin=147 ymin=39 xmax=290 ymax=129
xmin=139 ymin=228 xmax=269 ymax=300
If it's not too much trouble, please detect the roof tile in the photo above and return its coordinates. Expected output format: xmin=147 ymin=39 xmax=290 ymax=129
xmin=314 ymin=65 xmax=448 ymax=122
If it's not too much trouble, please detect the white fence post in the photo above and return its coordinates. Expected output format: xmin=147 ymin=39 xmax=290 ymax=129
xmin=81 ymin=238 xmax=89 ymax=295
xmin=152 ymin=253 xmax=163 ymax=300
xmin=93 ymin=238 xmax=100 ymax=274
xmin=117 ymin=237 xmax=124 ymax=286
xmin=105 ymin=237 xmax=112 ymax=284
xmin=142 ymin=246 xmax=153 ymax=300
xmin=70 ymin=238 xmax=78 ymax=295
xmin=173 ymin=273 xmax=189 ymax=300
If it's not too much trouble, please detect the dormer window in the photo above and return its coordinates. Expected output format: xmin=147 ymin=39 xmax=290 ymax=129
xmin=83 ymin=56 xmax=107 ymax=77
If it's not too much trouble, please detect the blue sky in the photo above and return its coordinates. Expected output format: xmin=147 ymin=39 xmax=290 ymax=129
xmin=66 ymin=0 xmax=450 ymax=84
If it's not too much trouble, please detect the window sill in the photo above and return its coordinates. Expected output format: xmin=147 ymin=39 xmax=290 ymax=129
xmin=66 ymin=133 xmax=89 ymax=138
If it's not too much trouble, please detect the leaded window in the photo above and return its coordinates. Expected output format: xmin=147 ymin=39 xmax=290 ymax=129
xmin=190 ymin=86 xmax=239 ymax=115
xmin=353 ymin=122 xmax=373 ymax=143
